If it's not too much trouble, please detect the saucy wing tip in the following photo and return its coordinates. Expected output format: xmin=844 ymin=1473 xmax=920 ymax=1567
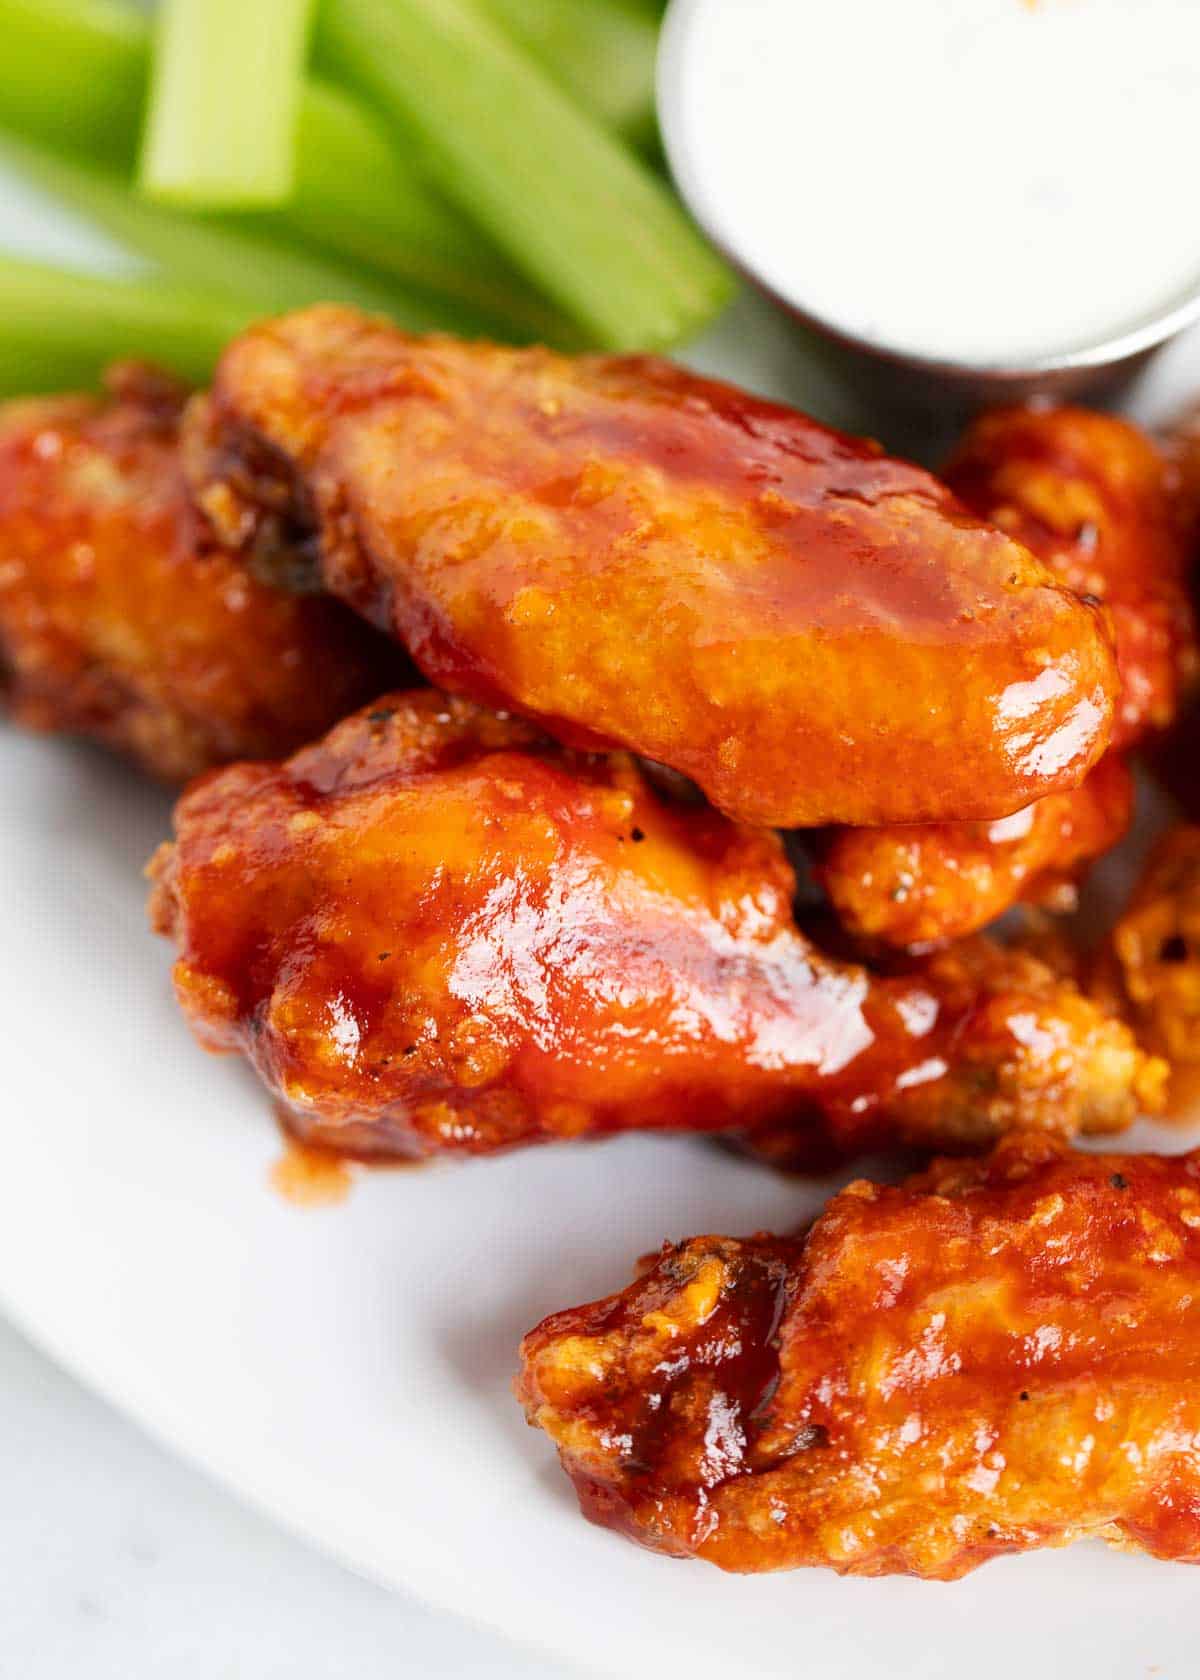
xmin=182 ymin=303 xmax=1119 ymax=828
xmin=0 ymin=362 xmax=402 ymax=780
xmin=519 ymin=1133 xmax=1200 ymax=1579
xmin=148 ymin=688 xmax=1161 ymax=1165
xmin=817 ymin=402 xmax=1198 ymax=950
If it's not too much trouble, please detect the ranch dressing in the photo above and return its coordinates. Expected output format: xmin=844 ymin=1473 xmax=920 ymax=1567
xmin=661 ymin=0 xmax=1200 ymax=368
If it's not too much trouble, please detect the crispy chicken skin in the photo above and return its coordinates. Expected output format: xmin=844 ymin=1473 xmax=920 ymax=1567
xmin=518 ymin=1132 xmax=1200 ymax=1579
xmin=0 ymin=365 xmax=400 ymax=780
xmin=819 ymin=405 xmax=1196 ymax=947
xmin=1102 ymin=826 xmax=1200 ymax=1065
xmin=739 ymin=929 xmax=1164 ymax=1168
xmin=148 ymin=690 xmax=1160 ymax=1162
xmin=946 ymin=404 xmax=1197 ymax=748
xmin=815 ymin=754 xmax=1134 ymax=951
xmin=182 ymin=304 xmax=1118 ymax=828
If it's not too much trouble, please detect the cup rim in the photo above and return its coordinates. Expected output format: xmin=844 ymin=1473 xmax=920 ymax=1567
xmin=657 ymin=0 xmax=1200 ymax=386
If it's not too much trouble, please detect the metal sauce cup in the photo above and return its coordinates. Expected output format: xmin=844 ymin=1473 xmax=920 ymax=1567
xmin=658 ymin=0 xmax=1200 ymax=412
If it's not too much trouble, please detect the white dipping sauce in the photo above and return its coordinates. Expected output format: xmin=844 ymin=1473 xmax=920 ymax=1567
xmin=660 ymin=0 xmax=1200 ymax=367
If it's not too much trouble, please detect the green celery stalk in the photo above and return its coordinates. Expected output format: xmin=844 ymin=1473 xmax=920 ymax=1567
xmin=0 ymin=0 xmax=144 ymax=163
xmin=140 ymin=0 xmax=316 ymax=208
xmin=0 ymin=0 xmax=567 ymax=340
xmin=479 ymin=0 xmax=659 ymax=153
xmin=319 ymin=0 xmax=735 ymax=349
xmin=278 ymin=79 xmax=573 ymax=341
xmin=4 ymin=134 xmax=497 ymax=334
xmin=0 ymin=256 xmax=249 ymax=391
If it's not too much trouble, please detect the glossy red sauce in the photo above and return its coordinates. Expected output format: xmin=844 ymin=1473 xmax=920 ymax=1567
xmin=188 ymin=307 xmax=1119 ymax=826
xmin=149 ymin=691 xmax=1158 ymax=1164
xmin=519 ymin=1136 xmax=1200 ymax=1577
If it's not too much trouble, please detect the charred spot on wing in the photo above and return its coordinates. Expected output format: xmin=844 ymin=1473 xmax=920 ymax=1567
xmin=247 ymin=522 xmax=325 ymax=596
xmin=205 ymin=417 xmax=325 ymax=597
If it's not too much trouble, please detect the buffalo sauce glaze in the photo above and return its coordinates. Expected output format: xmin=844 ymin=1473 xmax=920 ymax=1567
xmin=944 ymin=404 xmax=1197 ymax=750
xmin=818 ymin=752 xmax=1136 ymax=948
xmin=563 ymin=1238 xmax=796 ymax=1555
xmin=188 ymin=306 xmax=1120 ymax=827
xmin=147 ymin=691 xmax=1159 ymax=1163
xmin=813 ymin=401 xmax=1198 ymax=952
xmin=518 ymin=1134 xmax=1200 ymax=1578
xmin=0 ymin=367 xmax=400 ymax=781
xmin=269 ymin=1132 xmax=354 ymax=1206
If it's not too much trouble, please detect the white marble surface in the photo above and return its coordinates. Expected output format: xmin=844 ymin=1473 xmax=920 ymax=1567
xmin=0 ymin=1313 xmax=576 ymax=1678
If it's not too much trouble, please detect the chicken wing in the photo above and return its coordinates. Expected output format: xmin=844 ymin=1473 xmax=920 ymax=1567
xmin=819 ymin=405 xmax=1196 ymax=947
xmin=815 ymin=754 xmax=1133 ymax=950
xmin=947 ymin=404 xmax=1196 ymax=749
xmin=1101 ymin=825 xmax=1200 ymax=1064
xmin=518 ymin=1132 xmax=1200 ymax=1579
xmin=182 ymin=305 xmax=1117 ymax=828
xmin=0 ymin=364 xmax=401 ymax=780
xmin=147 ymin=690 xmax=1160 ymax=1162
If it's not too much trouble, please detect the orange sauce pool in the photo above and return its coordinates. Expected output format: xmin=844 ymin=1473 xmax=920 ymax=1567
xmin=270 ymin=1137 xmax=354 ymax=1207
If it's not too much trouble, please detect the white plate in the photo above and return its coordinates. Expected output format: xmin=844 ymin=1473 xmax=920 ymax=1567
xmin=2 ymin=175 xmax=1200 ymax=1676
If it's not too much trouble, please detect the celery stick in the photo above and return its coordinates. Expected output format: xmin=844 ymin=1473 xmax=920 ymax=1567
xmin=0 ymin=0 xmax=144 ymax=163
xmin=0 ymin=0 xmax=567 ymax=342
xmin=0 ymin=256 xmax=249 ymax=391
xmin=319 ymin=0 xmax=735 ymax=349
xmin=4 ymin=134 xmax=494 ymax=334
xmin=280 ymin=80 xmax=575 ymax=341
xmin=480 ymin=0 xmax=659 ymax=153
xmin=140 ymin=0 xmax=315 ymax=209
